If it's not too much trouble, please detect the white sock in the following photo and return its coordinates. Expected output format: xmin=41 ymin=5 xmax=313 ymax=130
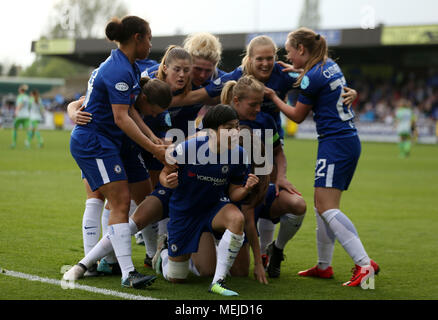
xmin=258 ymin=218 xmax=275 ymax=254
xmin=129 ymin=218 xmax=139 ymax=235
xmin=82 ymin=198 xmax=104 ymax=256
xmin=101 ymin=203 xmax=110 ymax=236
xmin=315 ymin=208 xmax=335 ymax=270
xmin=108 ymin=223 xmax=135 ymax=279
xmin=161 ymin=248 xmax=169 ymax=280
xmin=141 ymin=223 xmax=158 ymax=258
xmin=321 ymin=209 xmax=370 ymax=267
xmin=100 ymin=205 xmax=137 ymax=265
xmin=213 ymin=229 xmax=244 ymax=284
xmin=275 ymin=213 xmax=305 ymax=250
xmin=158 ymin=218 xmax=169 ymax=236
xmin=189 ymin=258 xmax=200 ymax=276
xmin=80 ymin=233 xmax=113 ymax=269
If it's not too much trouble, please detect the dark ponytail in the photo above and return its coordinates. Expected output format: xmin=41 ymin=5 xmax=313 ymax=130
xmin=105 ymin=16 xmax=150 ymax=44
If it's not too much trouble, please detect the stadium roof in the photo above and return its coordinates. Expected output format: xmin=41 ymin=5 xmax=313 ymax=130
xmin=31 ymin=24 xmax=438 ymax=68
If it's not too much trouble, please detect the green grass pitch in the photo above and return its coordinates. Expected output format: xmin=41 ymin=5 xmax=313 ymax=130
xmin=1 ymin=128 xmax=437 ymax=300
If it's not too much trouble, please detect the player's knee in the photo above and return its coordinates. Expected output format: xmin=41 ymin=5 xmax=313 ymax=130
xmin=228 ymin=209 xmax=245 ymax=232
xmin=111 ymin=190 xmax=131 ymax=212
xmin=284 ymin=194 xmax=307 ymax=216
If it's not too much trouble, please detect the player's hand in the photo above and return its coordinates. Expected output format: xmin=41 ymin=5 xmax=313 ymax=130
xmin=166 ymin=172 xmax=179 ymax=188
xmin=73 ymin=105 xmax=92 ymax=125
xmin=278 ymin=61 xmax=304 ymax=73
xmin=264 ymin=87 xmax=277 ymax=100
xmin=149 ymin=135 xmax=162 ymax=145
xmin=245 ymin=174 xmax=259 ymax=190
xmin=342 ymin=87 xmax=357 ymax=106
xmin=153 ymin=144 xmax=178 ymax=169
xmin=254 ymin=263 xmax=268 ymax=284
xmin=275 ymin=177 xmax=302 ymax=197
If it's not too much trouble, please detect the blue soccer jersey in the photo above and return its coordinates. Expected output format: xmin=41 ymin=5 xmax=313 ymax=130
xmin=71 ymin=49 xmax=141 ymax=156
xmin=297 ymin=58 xmax=357 ymax=141
xmin=137 ymin=58 xmax=158 ymax=75
xmin=170 ymin=68 xmax=227 ymax=137
xmin=205 ymin=63 xmax=299 ymax=138
xmin=169 ymin=135 xmax=250 ymax=214
xmin=166 ymin=135 xmax=249 ymax=257
xmin=239 ymin=111 xmax=281 ymax=150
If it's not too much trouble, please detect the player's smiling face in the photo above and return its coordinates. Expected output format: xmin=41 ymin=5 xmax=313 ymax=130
xmin=234 ymin=90 xmax=263 ymax=121
xmin=250 ymin=45 xmax=275 ymax=82
xmin=285 ymin=41 xmax=305 ymax=69
xmin=164 ymin=58 xmax=192 ymax=91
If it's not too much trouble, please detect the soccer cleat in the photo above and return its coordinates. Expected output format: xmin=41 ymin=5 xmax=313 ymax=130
xmin=209 ymin=279 xmax=238 ymax=296
xmin=62 ymin=264 xmax=86 ymax=281
xmin=24 ymin=139 xmax=30 ymax=149
xmin=298 ymin=265 xmax=334 ymax=279
xmin=121 ymin=270 xmax=157 ymax=289
xmin=266 ymin=241 xmax=285 ymax=278
xmin=261 ymin=254 xmax=269 ymax=270
xmin=135 ymin=232 xmax=145 ymax=245
xmin=144 ymin=254 xmax=153 ymax=268
xmin=342 ymin=260 xmax=380 ymax=287
xmin=152 ymin=234 xmax=168 ymax=274
xmin=84 ymin=263 xmax=99 ymax=277
xmin=97 ymin=258 xmax=122 ymax=275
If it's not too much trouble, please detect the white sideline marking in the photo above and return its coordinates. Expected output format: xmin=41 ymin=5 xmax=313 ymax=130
xmin=0 ymin=268 xmax=159 ymax=300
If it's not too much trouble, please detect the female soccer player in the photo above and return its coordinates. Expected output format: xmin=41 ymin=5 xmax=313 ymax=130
xmin=63 ymin=16 xmax=167 ymax=289
xmin=27 ymin=89 xmax=45 ymax=148
xmin=264 ymin=28 xmax=380 ymax=287
xmin=11 ymin=84 xmax=30 ymax=149
xmin=221 ymin=75 xmax=306 ymax=280
xmin=170 ymin=35 xmax=358 ymax=141
xmin=157 ymin=104 xmax=259 ymax=296
xmin=67 ymin=77 xmax=172 ymax=275
xmin=138 ymin=46 xmax=193 ymax=264
xmin=184 ymin=32 xmax=225 ymax=88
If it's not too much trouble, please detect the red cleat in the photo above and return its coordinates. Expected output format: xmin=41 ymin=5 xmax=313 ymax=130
xmin=342 ymin=260 xmax=380 ymax=287
xmin=298 ymin=265 xmax=334 ymax=279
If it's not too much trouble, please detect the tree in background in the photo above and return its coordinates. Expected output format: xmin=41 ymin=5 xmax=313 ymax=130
xmin=48 ymin=0 xmax=128 ymax=39
xmin=20 ymin=0 xmax=128 ymax=78
xmin=20 ymin=56 xmax=90 ymax=78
